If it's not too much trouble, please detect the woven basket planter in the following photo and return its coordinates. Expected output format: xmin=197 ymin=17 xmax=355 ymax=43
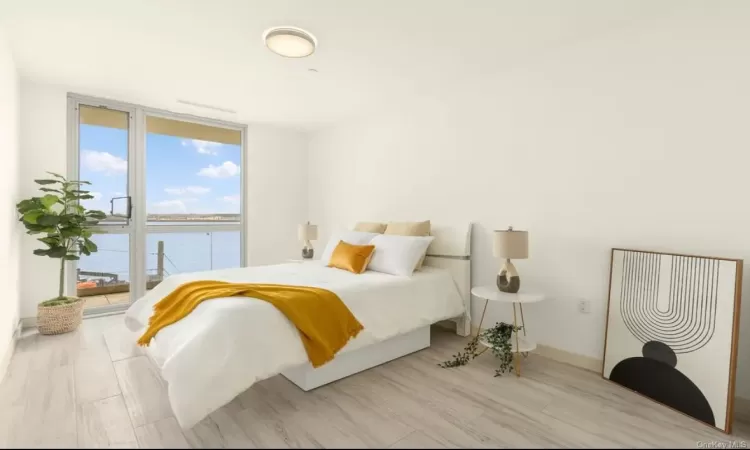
xmin=37 ymin=298 xmax=84 ymax=335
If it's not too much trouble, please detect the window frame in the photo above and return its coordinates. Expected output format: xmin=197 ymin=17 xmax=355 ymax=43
xmin=67 ymin=93 xmax=247 ymax=314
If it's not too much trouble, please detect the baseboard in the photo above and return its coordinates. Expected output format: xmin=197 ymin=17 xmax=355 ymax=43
xmin=20 ymin=316 xmax=36 ymax=330
xmin=0 ymin=346 xmax=11 ymax=383
xmin=0 ymin=319 xmax=22 ymax=383
xmin=470 ymin=325 xmax=602 ymax=373
xmin=535 ymin=344 xmax=602 ymax=373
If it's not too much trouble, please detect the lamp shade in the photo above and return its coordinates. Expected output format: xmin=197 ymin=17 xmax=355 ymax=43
xmin=298 ymin=223 xmax=318 ymax=241
xmin=493 ymin=229 xmax=528 ymax=259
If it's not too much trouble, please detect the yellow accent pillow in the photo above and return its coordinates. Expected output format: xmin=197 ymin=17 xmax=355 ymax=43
xmin=327 ymin=240 xmax=376 ymax=274
xmin=353 ymin=222 xmax=387 ymax=233
xmin=384 ymin=220 xmax=431 ymax=269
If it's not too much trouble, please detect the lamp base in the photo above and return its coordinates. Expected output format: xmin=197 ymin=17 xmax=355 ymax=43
xmin=302 ymin=241 xmax=314 ymax=260
xmin=497 ymin=259 xmax=520 ymax=293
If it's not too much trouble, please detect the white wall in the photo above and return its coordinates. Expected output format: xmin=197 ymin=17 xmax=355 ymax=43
xmin=308 ymin=6 xmax=750 ymax=396
xmin=18 ymin=80 xmax=308 ymax=319
xmin=245 ymin=126 xmax=308 ymax=266
xmin=0 ymin=29 xmax=21 ymax=376
xmin=18 ymin=82 xmax=66 ymax=320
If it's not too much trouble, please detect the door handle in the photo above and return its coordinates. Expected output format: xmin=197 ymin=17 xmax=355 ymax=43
xmin=110 ymin=196 xmax=132 ymax=219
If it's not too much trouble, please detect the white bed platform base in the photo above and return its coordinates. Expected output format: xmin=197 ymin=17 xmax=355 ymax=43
xmin=282 ymin=222 xmax=472 ymax=392
xmin=282 ymin=326 xmax=430 ymax=391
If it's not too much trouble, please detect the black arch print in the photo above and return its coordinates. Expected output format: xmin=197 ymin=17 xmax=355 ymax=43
xmin=618 ymin=252 xmax=718 ymax=353
xmin=604 ymin=249 xmax=743 ymax=434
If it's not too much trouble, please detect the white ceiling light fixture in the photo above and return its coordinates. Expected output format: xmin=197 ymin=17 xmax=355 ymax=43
xmin=262 ymin=26 xmax=317 ymax=58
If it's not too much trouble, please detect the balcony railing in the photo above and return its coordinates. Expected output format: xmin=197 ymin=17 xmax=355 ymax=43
xmin=77 ymin=240 xmax=169 ymax=297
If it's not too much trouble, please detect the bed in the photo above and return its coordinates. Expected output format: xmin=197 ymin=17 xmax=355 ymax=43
xmin=124 ymin=223 xmax=472 ymax=429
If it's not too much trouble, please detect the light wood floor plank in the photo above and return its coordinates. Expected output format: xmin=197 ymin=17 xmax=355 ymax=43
xmin=0 ymin=350 xmax=32 ymax=409
xmin=329 ymin=369 xmax=492 ymax=448
xmin=183 ymin=400 xmax=254 ymax=448
xmin=410 ymin=348 xmax=555 ymax=414
xmin=77 ymin=395 xmax=138 ymax=448
xmin=0 ymin=405 xmax=22 ymax=448
xmin=103 ymin=328 xmax=145 ymax=362
xmin=239 ymin=378 xmax=369 ymax=448
xmin=466 ymin=409 xmax=617 ymax=448
xmin=298 ymin=381 xmax=415 ymax=447
xmin=375 ymin=361 xmax=487 ymax=421
xmin=233 ymin=406 xmax=324 ymax=448
xmin=1 ymin=316 xmax=749 ymax=448
xmin=20 ymin=331 xmax=83 ymax=371
xmin=389 ymin=430 xmax=447 ymax=449
xmin=113 ymin=356 xmax=172 ymax=427
xmin=16 ymin=364 xmax=77 ymax=448
xmin=75 ymin=352 xmax=121 ymax=404
xmin=134 ymin=417 xmax=190 ymax=449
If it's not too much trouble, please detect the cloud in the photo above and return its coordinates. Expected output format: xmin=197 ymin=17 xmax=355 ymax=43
xmin=197 ymin=161 xmax=240 ymax=178
xmin=182 ymin=139 xmax=222 ymax=156
xmin=220 ymin=194 xmax=241 ymax=205
xmin=165 ymin=186 xmax=211 ymax=195
xmin=81 ymin=150 xmax=127 ymax=175
xmin=81 ymin=191 xmax=104 ymax=211
xmin=151 ymin=198 xmax=198 ymax=214
xmin=111 ymin=192 xmax=125 ymax=197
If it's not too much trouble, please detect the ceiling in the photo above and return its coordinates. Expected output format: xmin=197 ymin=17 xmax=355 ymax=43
xmin=0 ymin=0 xmax=674 ymax=130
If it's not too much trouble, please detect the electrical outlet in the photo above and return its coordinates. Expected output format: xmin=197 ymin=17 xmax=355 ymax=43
xmin=577 ymin=300 xmax=591 ymax=314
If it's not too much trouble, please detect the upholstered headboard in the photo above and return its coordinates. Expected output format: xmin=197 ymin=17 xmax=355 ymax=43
xmin=423 ymin=223 xmax=472 ymax=336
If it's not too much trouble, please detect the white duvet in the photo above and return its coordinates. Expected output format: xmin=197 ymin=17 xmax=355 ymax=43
xmin=124 ymin=262 xmax=465 ymax=429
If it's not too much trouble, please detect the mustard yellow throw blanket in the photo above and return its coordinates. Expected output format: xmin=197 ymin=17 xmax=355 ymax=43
xmin=137 ymin=281 xmax=364 ymax=368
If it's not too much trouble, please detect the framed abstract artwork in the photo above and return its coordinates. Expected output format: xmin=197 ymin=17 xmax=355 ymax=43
xmin=602 ymin=248 xmax=743 ymax=433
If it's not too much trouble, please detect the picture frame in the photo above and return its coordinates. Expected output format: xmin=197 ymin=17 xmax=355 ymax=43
xmin=602 ymin=248 xmax=743 ymax=433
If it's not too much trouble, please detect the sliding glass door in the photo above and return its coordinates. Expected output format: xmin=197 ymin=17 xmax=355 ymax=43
xmin=143 ymin=114 xmax=243 ymax=292
xmin=69 ymin=102 xmax=136 ymax=312
xmin=68 ymin=95 xmax=245 ymax=314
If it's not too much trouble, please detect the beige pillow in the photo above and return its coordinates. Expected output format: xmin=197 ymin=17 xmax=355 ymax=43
xmin=384 ymin=220 xmax=431 ymax=237
xmin=353 ymin=222 xmax=387 ymax=233
xmin=384 ymin=220 xmax=431 ymax=269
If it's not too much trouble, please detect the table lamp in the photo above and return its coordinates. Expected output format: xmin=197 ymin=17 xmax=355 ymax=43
xmin=298 ymin=222 xmax=318 ymax=259
xmin=493 ymin=226 xmax=528 ymax=293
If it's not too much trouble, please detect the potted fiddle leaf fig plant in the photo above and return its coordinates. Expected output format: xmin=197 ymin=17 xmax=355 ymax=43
xmin=16 ymin=172 xmax=107 ymax=335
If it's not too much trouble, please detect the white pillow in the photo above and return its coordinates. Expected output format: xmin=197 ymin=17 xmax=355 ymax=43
xmin=367 ymin=234 xmax=435 ymax=277
xmin=320 ymin=230 xmax=380 ymax=265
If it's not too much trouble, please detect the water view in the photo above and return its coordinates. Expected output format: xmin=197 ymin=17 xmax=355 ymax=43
xmin=78 ymin=225 xmax=241 ymax=284
xmin=75 ymin=112 xmax=243 ymax=308
xmin=77 ymin=220 xmax=241 ymax=308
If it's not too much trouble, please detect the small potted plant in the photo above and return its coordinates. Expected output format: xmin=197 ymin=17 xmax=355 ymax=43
xmin=439 ymin=321 xmax=522 ymax=376
xmin=16 ymin=172 xmax=107 ymax=335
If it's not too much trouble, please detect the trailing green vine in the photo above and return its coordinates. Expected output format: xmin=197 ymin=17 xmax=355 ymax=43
xmin=439 ymin=322 xmax=523 ymax=376
xmin=438 ymin=336 xmax=479 ymax=368
xmin=483 ymin=322 xmax=522 ymax=376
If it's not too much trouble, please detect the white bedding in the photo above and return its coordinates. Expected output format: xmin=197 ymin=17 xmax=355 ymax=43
xmin=124 ymin=262 xmax=465 ymax=429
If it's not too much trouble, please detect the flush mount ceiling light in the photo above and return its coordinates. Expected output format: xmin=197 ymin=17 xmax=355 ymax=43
xmin=263 ymin=26 xmax=317 ymax=58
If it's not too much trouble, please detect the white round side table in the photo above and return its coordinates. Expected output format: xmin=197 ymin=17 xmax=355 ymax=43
xmin=470 ymin=286 xmax=545 ymax=377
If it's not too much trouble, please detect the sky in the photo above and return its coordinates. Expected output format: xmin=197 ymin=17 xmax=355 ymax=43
xmin=79 ymin=124 xmax=241 ymax=216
